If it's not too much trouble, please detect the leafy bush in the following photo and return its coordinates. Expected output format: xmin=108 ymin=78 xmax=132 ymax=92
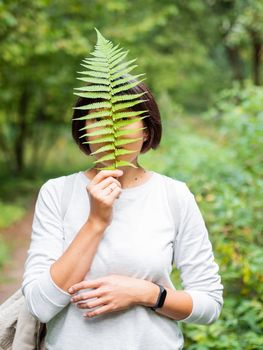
xmin=152 ymin=89 xmax=263 ymax=349
xmin=205 ymin=82 xmax=263 ymax=178
xmin=0 ymin=201 xmax=26 ymax=229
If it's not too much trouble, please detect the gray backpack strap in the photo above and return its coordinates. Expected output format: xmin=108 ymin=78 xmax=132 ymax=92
xmin=61 ymin=174 xmax=77 ymax=251
xmin=163 ymin=175 xmax=181 ymax=266
xmin=61 ymin=173 xmax=77 ymax=221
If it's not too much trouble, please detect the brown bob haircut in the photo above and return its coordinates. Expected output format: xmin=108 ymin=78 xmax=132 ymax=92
xmin=71 ymin=75 xmax=162 ymax=156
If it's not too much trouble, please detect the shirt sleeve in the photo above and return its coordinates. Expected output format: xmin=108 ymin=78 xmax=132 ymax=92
xmin=21 ymin=178 xmax=72 ymax=324
xmin=173 ymin=182 xmax=224 ymax=325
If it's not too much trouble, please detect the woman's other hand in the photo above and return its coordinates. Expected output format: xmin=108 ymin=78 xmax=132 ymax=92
xmin=87 ymin=169 xmax=123 ymax=229
xmin=68 ymin=274 xmax=158 ymax=318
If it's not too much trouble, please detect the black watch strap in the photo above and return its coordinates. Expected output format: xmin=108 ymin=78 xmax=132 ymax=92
xmin=150 ymin=283 xmax=167 ymax=311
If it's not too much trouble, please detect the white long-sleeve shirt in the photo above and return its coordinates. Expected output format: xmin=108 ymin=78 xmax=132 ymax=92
xmin=22 ymin=170 xmax=224 ymax=350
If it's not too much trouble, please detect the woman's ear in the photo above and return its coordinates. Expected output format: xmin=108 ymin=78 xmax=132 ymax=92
xmin=143 ymin=131 xmax=149 ymax=142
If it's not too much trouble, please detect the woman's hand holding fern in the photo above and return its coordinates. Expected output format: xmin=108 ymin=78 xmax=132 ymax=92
xmin=87 ymin=169 xmax=123 ymax=229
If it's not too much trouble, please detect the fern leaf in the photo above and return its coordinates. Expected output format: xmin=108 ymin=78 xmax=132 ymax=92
xmin=115 ymin=149 xmax=137 ymax=156
xmin=110 ymin=58 xmax=137 ymax=72
xmin=94 ymin=159 xmax=138 ymax=170
xmin=113 ymin=110 xmax=148 ymax=120
xmin=73 ymin=92 xmax=111 ymax=99
xmin=115 ymin=160 xmax=138 ymax=168
xmin=112 ymin=78 xmax=147 ymax=95
xmin=114 ymin=116 xmax=149 ymax=129
xmin=74 ymin=85 xmax=110 ymax=92
xmin=115 ymin=127 xmax=146 ymax=138
xmin=73 ymin=28 xmax=149 ymax=170
xmin=94 ymin=153 xmax=116 ymax=163
xmin=76 ymin=70 xmax=109 ymax=79
xmin=111 ymin=74 xmax=145 ymax=88
xmin=114 ymin=117 xmax=143 ymax=129
xmin=95 ymin=165 xmax=117 ymax=170
xmin=111 ymin=93 xmax=147 ymax=103
xmin=83 ymin=56 xmax=108 ymax=63
xmin=115 ymin=138 xmax=142 ymax=146
xmin=79 ymin=119 xmax=113 ymax=131
xmin=80 ymin=127 xmax=113 ymax=138
xmin=73 ymin=109 xmax=111 ymax=121
xmin=109 ymin=51 xmax=129 ymax=65
xmin=73 ymin=101 xmax=111 ymax=111
xmin=111 ymin=65 xmax=138 ymax=81
xmin=80 ymin=63 xmax=109 ymax=73
xmin=112 ymin=99 xmax=149 ymax=112
xmin=76 ymin=77 xmax=109 ymax=85
xmin=84 ymin=135 xmax=115 ymax=144
xmin=90 ymin=144 xmax=115 ymax=155
xmin=82 ymin=59 xmax=108 ymax=68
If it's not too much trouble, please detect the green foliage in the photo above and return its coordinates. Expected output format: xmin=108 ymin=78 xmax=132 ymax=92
xmin=73 ymin=28 xmax=149 ymax=170
xmin=183 ymin=297 xmax=263 ymax=350
xmin=156 ymin=91 xmax=262 ymax=349
xmin=0 ymin=235 xmax=11 ymax=270
xmin=0 ymin=1 xmax=262 ymax=347
xmin=0 ymin=201 xmax=26 ymax=229
xmin=1 ymin=0 xmax=262 ymax=175
xmin=205 ymin=83 xmax=263 ymax=178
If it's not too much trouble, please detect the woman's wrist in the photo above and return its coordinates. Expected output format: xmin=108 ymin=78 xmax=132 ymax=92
xmin=134 ymin=280 xmax=160 ymax=307
xmin=85 ymin=217 xmax=107 ymax=235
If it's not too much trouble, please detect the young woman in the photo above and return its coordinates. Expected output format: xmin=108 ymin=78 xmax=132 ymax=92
xmin=22 ymin=80 xmax=224 ymax=350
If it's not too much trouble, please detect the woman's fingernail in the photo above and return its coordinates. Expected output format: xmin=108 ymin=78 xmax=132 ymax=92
xmin=68 ymin=287 xmax=74 ymax=293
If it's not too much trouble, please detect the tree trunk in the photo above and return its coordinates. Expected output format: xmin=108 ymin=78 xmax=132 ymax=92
xmin=0 ymin=127 xmax=11 ymax=173
xmin=14 ymin=88 xmax=29 ymax=175
xmin=250 ymin=30 xmax=262 ymax=86
xmin=224 ymin=44 xmax=244 ymax=84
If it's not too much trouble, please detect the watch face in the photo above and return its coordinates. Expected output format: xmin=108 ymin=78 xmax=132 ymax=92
xmin=150 ymin=284 xmax=167 ymax=310
xmin=158 ymin=288 xmax=167 ymax=308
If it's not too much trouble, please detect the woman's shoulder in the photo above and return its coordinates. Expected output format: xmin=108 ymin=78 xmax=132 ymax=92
xmin=154 ymin=170 xmax=192 ymax=197
xmin=38 ymin=171 xmax=80 ymax=198
xmin=155 ymin=172 xmax=197 ymax=214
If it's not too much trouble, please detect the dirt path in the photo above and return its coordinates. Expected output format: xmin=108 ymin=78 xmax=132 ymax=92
xmin=0 ymin=201 xmax=35 ymax=304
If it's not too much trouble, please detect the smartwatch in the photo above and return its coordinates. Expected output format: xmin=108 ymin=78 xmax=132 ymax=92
xmin=150 ymin=283 xmax=167 ymax=311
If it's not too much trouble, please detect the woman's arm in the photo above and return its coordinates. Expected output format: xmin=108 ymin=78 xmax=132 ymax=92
xmin=137 ymin=182 xmax=224 ymax=325
xmin=50 ymin=218 xmax=105 ymax=292
xmin=22 ymin=178 xmax=105 ymax=323
xmin=67 ymin=274 xmax=193 ymax=320
xmin=135 ymin=284 xmax=193 ymax=321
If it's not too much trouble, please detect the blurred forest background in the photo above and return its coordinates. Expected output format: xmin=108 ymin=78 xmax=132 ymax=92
xmin=0 ymin=0 xmax=262 ymax=349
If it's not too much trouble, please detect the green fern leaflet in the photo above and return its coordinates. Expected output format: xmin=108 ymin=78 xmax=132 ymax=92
xmin=72 ymin=28 xmax=149 ymax=171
